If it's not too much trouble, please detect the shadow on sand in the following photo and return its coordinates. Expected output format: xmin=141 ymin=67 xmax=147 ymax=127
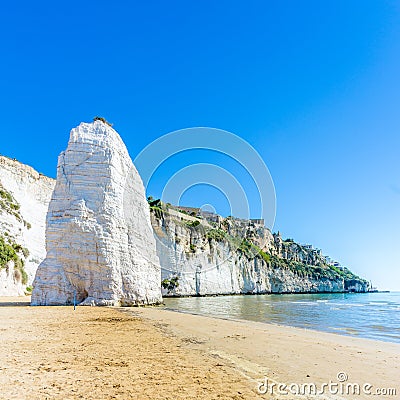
xmin=0 ymin=297 xmax=31 ymax=307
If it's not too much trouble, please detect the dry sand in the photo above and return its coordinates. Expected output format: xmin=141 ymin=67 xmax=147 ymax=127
xmin=0 ymin=296 xmax=399 ymax=400
xmin=0 ymin=297 xmax=258 ymax=400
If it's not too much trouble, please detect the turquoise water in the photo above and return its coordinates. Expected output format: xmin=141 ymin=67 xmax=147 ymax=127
xmin=163 ymin=292 xmax=400 ymax=343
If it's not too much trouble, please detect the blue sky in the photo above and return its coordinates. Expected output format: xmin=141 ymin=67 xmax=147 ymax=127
xmin=1 ymin=1 xmax=399 ymax=290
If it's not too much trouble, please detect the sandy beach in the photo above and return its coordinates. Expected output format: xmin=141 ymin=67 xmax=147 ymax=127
xmin=137 ymin=307 xmax=400 ymax=399
xmin=1 ymin=297 xmax=399 ymax=400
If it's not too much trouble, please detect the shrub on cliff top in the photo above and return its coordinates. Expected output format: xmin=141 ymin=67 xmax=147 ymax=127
xmin=284 ymin=238 xmax=294 ymax=243
xmin=93 ymin=116 xmax=113 ymax=127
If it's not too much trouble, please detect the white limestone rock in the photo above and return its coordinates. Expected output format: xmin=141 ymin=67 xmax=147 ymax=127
xmin=0 ymin=156 xmax=55 ymax=296
xmin=31 ymin=121 xmax=162 ymax=306
xmin=151 ymin=211 xmax=365 ymax=296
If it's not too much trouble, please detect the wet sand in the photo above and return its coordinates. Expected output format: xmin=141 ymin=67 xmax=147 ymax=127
xmin=0 ymin=296 xmax=399 ymax=399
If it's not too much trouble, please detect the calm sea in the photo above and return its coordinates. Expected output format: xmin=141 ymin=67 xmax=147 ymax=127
xmin=163 ymin=292 xmax=400 ymax=344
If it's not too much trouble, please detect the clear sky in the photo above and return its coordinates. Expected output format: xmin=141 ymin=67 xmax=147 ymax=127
xmin=1 ymin=1 xmax=399 ymax=290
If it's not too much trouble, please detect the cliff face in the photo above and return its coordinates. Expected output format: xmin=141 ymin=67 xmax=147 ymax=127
xmin=150 ymin=205 xmax=368 ymax=296
xmin=31 ymin=121 xmax=162 ymax=306
xmin=0 ymin=156 xmax=55 ymax=296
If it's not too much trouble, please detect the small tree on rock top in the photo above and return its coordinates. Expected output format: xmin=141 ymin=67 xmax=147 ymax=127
xmin=93 ymin=116 xmax=113 ymax=127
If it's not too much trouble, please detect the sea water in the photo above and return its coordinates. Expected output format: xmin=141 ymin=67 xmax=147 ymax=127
xmin=163 ymin=292 xmax=400 ymax=343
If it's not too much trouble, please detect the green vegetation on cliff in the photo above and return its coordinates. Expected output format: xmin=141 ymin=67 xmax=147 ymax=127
xmin=206 ymin=228 xmax=226 ymax=241
xmin=268 ymin=255 xmax=364 ymax=283
xmin=233 ymin=237 xmax=271 ymax=263
xmin=0 ymin=235 xmax=29 ymax=285
xmin=0 ymin=184 xmax=22 ymax=221
xmin=147 ymin=197 xmax=164 ymax=219
xmin=0 ymin=184 xmax=31 ymax=228
xmin=161 ymin=276 xmax=179 ymax=293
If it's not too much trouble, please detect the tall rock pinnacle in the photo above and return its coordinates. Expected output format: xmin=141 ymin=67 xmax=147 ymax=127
xmin=31 ymin=120 xmax=162 ymax=306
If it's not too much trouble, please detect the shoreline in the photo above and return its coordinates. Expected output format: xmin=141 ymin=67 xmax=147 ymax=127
xmin=162 ymin=290 xmax=374 ymax=298
xmin=157 ymin=305 xmax=400 ymax=348
xmin=162 ymin=290 xmax=392 ymax=299
xmin=162 ymin=305 xmax=400 ymax=346
xmin=160 ymin=305 xmax=399 ymax=346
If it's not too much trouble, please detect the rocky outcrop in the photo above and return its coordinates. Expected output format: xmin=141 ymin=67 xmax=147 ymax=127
xmin=151 ymin=206 xmax=369 ymax=296
xmin=31 ymin=121 xmax=162 ymax=306
xmin=0 ymin=156 xmax=55 ymax=296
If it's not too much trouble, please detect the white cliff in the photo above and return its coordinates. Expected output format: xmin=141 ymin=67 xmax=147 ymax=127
xmin=0 ymin=156 xmax=55 ymax=296
xmin=31 ymin=120 xmax=162 ymax=306
xmin=150 ymin=205 xmax=368 ymax=296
